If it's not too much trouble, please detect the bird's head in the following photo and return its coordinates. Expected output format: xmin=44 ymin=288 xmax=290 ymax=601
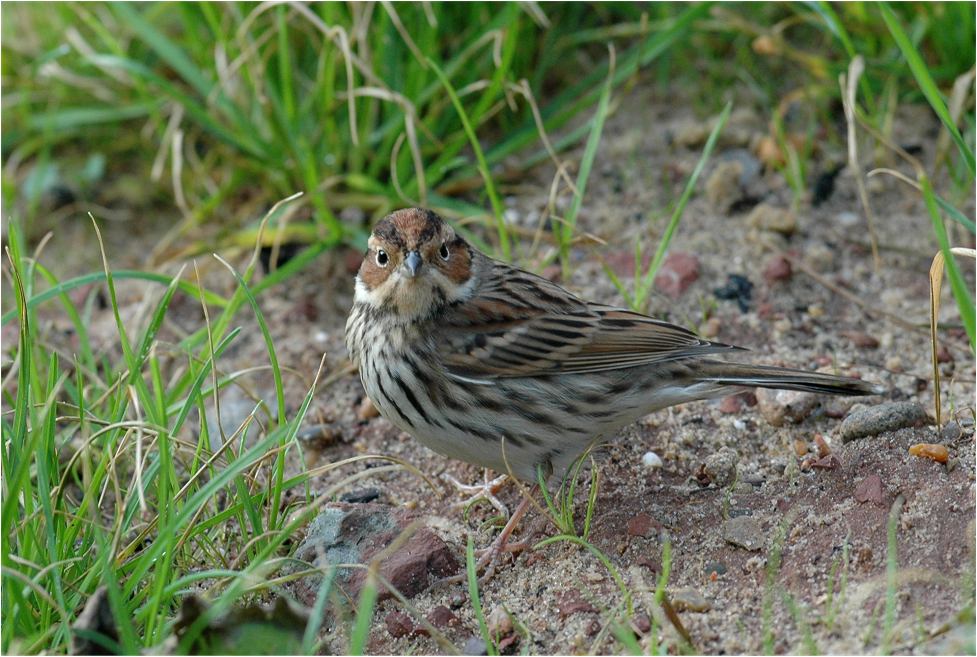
xmin=354 ymin=208 xmax=477 ymax=319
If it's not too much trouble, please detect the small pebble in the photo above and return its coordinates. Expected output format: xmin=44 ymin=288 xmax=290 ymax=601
xmin=386 ymin=611 xmax=419 ymax=638
xmin=756 ymin=388 xmax=818 ymax=427
xmin=723 ymin=515 xmax=764 ymax=551
xmin=463 ymin=637 xmax=488 ymax=656
xmin=427 ymin=606 xmax=460 ymax=629
xmin=841 ymin=330 xmax=880 ymax=349
xmin=700 ymin=316 xmax=722 ymax=339
xmin=747 ymin=203 xmax=796 ymax=235
xmin=839 ymin=402 xmax=930 ymax=442
xmin=719 ymin=394 xmax=745 ymax=414
xmin=627 ymin=512 xmax=657 ymax=538
xmin=487 ymin=606 xmax=512 ymax=637
xmin=854 ymin=474 xmax=884 ymax=505
xmin=908 ymin=443 xmax=949 ymax=464
xmin=792 ymin=439 xmax=809 ymax=457
xmin=642 ymin=451 xmax=663 ymax=468
xmin=654 ymin=252 xmax=700 ymax=299
xmin=814 ymin=433 xmax=831 ymax=457
xmin=941 ymin=421 xmax=962 ymax=442
xmin=703 ymin=447 xmax=739 ymax=488
xmin=632 ymin=612 xmax=652 ymax=635
xmin=763 ymin=255 xmax=792 ymax=283
xmin=669 ymin=588 xmax=712 ymax=613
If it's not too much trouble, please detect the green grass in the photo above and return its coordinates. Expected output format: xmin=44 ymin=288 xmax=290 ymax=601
xmin=0 ymin=212 xmax=428 ymax=654
xmin=1 ymin=2 xmax=709 ymax=257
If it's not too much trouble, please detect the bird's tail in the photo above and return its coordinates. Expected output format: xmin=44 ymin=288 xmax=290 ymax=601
xmin=697 ymin=362 xmax=884 ymax=396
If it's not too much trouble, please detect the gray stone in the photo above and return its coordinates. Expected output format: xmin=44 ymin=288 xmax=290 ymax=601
xmin=723 ymin=515 xmax=764 ymax=551
xmin=838 ymin=402 xmax=930 ymax=442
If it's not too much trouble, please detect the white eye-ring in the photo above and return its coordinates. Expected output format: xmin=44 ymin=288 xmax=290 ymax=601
xmin=438 ymin=242 xmax=450 ymax=261
xmin=376 ymin=249 xmax=389 ymax=267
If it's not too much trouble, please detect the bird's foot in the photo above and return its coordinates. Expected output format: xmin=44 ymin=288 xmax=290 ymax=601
xmin=443 ymin=471 xmax=511 ymax=520
xmin=434 ymin=494 xmax=533 ymax=587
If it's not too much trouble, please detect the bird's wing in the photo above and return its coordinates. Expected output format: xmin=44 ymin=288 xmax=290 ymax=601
xmin=439 ymin=261 xmax=739 ymax=379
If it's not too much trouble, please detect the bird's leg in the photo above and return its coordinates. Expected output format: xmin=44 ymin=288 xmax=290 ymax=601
xmin=471 ymin=492 xmax=534 ymax=582
xmin=435 ymin=487 xmax=536 ymax=587
xmin=442 ymin=470 xmax=511 ymax=519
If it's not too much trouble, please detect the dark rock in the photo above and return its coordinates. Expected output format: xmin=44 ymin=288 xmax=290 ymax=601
xmin=839 ymin=402 xmax=930 ymax=442
xmin=854 ymin=474 xmax=884 ymax=505
xmin=297 ymin=423 xmax=343 ymax=449
xmin=811 ymin=165 xmax=843 ymax=206
xmin=654 ymin=252 xmax=700 ymax=299
xmin=427 ymin=606 xmax=461 ymax=629
xmin=386 ymin=611 xmax=420 ymax=638
xmin=723 ymin=516 xmax=764 ymax=551
xmin=339 ymin=488 xmax=382 ymax=504
xmin=713 ymin=274 xmax=753 ymax=313
xmin=72 ymin=587 xmax=117 ymax=655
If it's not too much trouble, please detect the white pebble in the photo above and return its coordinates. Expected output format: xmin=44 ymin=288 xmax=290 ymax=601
xmin=733 ymin=419 xmax=747 ymax=431
xmin=315 ymin=331 xmax=329 ymax=344
xmin=642 ymin=451 xmax=663 ymax=468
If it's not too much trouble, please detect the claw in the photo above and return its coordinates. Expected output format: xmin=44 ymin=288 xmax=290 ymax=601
xmin=443 ymin=471 xmax=511 ymax=519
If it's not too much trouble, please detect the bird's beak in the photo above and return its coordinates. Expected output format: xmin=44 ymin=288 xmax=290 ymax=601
xmin=404 ymin=250 xmax=423 ymax=277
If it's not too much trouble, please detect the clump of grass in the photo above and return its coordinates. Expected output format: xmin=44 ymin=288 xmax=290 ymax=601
xmin=0 ymin=210 xmax=431 ymax=654
xmin=1 ymin=3 xmax=709 ymax=258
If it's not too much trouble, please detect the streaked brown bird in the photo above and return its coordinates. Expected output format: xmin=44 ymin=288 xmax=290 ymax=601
xmin=345 ymin=208 xmax=881 ymax=574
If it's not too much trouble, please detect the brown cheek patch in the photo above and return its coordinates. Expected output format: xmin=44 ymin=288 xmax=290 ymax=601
xmin=439 ymin=242 xmax=472 ymax=284
xmin=359 ymin=258 xmax=391 ymax=289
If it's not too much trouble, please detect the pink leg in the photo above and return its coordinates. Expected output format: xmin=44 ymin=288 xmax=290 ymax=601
xmin=436 ymin=489 xmax=536 ymax=586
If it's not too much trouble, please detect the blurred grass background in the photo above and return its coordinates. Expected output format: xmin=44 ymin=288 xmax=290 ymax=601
xmin=1 ymin=2 xmax=975 ymax=654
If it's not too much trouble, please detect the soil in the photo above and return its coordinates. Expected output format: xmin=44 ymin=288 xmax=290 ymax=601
xmin=19 ymin=82 xmax=976 ymax=655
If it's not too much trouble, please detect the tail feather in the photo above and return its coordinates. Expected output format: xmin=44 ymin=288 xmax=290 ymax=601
xmin=699 ymin=362 xmax=884 ymax=396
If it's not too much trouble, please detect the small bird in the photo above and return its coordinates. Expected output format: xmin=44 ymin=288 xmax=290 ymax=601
xmin=345 ymin=208 xmax=881 ymax=570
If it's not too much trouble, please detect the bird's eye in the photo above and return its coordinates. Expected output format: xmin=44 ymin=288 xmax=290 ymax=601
xmin=438 ymin=243 xmax=450 ymax=261
xmin=376 ymin=249 xmax=389 ymax=267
